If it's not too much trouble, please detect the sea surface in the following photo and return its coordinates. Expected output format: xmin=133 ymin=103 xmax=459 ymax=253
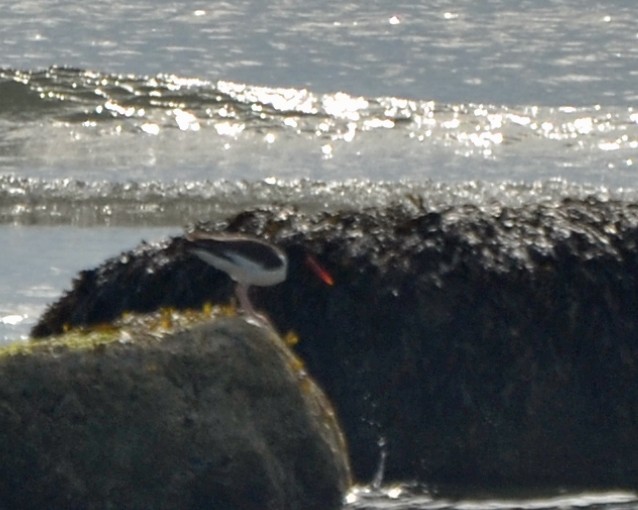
xmin=2 ymin=0 xmax=638 ymax=507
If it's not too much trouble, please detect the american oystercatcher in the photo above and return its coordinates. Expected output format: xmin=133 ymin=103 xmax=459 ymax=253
xmin=184 ymin=230 xmax=288 ymax=321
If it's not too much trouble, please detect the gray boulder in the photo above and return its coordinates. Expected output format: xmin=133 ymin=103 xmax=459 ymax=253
xmin=0 ymin=315 xmax=351 ymax=510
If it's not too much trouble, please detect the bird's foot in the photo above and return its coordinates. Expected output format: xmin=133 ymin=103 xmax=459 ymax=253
xmin=240 ymin=309 xmax=278 ymax=333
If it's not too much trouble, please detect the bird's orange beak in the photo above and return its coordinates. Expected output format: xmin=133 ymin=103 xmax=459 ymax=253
xmin=305 ymin=254 xmax=334 ymax=286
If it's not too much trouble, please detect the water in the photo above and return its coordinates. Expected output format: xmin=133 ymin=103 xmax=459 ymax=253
xmin=4 ymin=0 xmax=638 ymax=104
xmin=345 ymin=485 xmax=638 ymax=510
xmin=2 ymin=68 xmax=638 ymax=184
xmin=2 ymin=0 xmax=638 ymax=507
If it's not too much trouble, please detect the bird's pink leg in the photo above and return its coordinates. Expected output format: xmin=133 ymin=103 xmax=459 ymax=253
xmin=235 ymin=283 xmax=257 ymax=318
xmin=235 ymin=283 xmax=276 ymax=330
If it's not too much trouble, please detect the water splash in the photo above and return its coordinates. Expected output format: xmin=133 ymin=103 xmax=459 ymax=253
xmin=371 ymin=436 xmax=387 ymax=491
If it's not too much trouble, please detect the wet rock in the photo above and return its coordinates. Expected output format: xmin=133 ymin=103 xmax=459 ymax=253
xmin=1 ymin=314 xmax=351 ymax=510
xmin=31 ymin=198 xmax=638 ymax=488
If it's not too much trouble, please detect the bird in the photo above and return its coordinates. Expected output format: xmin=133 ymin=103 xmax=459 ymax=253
xmin=184 ymin=230 xmax=288 ymax=322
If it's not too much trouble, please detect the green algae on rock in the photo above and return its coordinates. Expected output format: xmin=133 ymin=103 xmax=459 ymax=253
xmin=0 ymin=313 xmax=351 ymax=510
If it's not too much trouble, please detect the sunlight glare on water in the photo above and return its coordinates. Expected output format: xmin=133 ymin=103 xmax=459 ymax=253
xmin=3 ymin=0 xmax=638 ymax=104
xmin=4 ymin=68 xmax=638 ymax=185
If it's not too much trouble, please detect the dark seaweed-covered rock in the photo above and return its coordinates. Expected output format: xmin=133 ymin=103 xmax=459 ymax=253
xmin=1 ymin=315 xmax=351 ymax=510
xmin=31 ymin=198 xmax=638 ymax=488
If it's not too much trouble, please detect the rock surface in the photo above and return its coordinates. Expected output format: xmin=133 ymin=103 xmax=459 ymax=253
xmin=0 ymin=314 xmax=351 ymax=510
xmin=31 ymin=198 xmax=638 ymax=488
